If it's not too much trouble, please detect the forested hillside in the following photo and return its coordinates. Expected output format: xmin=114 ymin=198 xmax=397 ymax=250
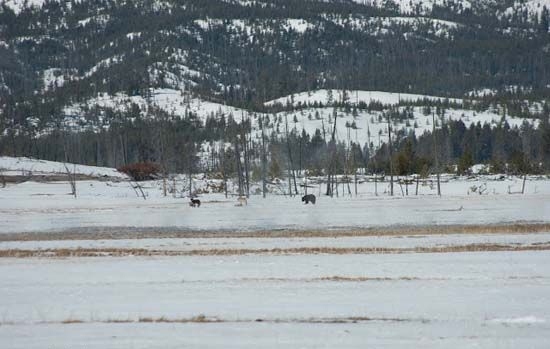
xmin=1 ymin=0 xmax=549 ymax=181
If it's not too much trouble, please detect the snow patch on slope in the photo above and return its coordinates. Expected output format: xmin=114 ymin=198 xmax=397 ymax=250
xmin=65 ymin=88 xmax=250 ymax=124
xmin=265 ymin=89 xmax=462 ymax=107
xmin=1 ymin=0 xmax=48 ymax=14
xmin=0 ymin=156 xmax=127 ymax=178
xmin=504 ymin=0 xmax=550 ymax=17
xmin=352 ymin=0 xmax=472 ymax=14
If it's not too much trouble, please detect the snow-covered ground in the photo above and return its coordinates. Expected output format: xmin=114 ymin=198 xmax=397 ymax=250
xmin=1 ymin=156 xmax=549 ymax=234
xmin=2 ymin=232 xmax=549 ymax=251
xmin=0 ymin=177 xmax=549 ymax=234
xmin=1 ymin=159 xmax=550 ymax=347
xmin=2 ymin=320 xmax=549 ymax=349
xmin=1 ymin=251 xmax=550 ymax=347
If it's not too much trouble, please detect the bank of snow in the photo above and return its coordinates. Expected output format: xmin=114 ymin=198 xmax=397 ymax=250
xmin=265 ymin=89 xmax=462 ymax=108
xmin=0 ymin=156 xmax=127 ymax=179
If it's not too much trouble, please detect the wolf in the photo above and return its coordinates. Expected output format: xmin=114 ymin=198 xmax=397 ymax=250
xmin=189 ymin=198 xmax=201 ymax=207
xmin=236 ymin=196 xmax=247 ymax=206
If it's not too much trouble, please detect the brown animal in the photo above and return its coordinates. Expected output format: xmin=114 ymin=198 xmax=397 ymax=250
xmin=189 ymin=198 xmax=201 ymax=207
xmin=302 ymin=194 xmax=316 ymax=204
xmin=236 ymin=196 xmax=247 ymax=206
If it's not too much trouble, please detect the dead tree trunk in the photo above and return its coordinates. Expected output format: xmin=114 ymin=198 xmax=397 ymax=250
xmin=285 ymin=116 xmax=298 ymax=196
xmin=62 ymin=132 xmax=77 ymax=198
xmin=130 ymin=180 xmax=147 ymax=200
xmin=188 ymin=170 xmax=193 ymax=198
xmin=261 ymin=115 xmax=267 ymax=198
xmin=326 ymin=111 xmax=339 ymax=197
xmin=220 ymin=138 xmax=228 ymax=199
xmin=63 ymin=163 xmax=77 ymax=198
xmin=235 ymin=136 xmax=244 ymax=198
xmin=432 ymin=112 xmax=441 ymax=196
xmin=243 ymin=130 xmax=250 ymax=198
xmin=387 ymin=114 xmax=394 ymax=196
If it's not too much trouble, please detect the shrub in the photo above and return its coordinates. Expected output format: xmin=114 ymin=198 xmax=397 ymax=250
xmin=118 ymin=162 xmax=161 ymax=181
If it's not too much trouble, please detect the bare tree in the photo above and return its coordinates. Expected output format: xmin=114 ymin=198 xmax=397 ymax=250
xmin=63 ymin=163 xmax=77 ymax=198
xmin=235 ymin=135 xmax=244 ymax=198
xmin=129 ymin=180 xmax=147 ymax=200
xmin=220 ymin=118 xmax=228 ymax=199
xmin=387 ymin=113 xmax=394 ymax=196
xmin=325 ymin=108 xmax=339 ymax=197
xmin=260 ymin=115 xmax=268 ymax=198
xmin=242 ymin=113 xmax=250 ymax=198
xmin=432 ymin=112 xmax=441 ymax=196
xmin=284 ymin=115 xmax=298 ymax=196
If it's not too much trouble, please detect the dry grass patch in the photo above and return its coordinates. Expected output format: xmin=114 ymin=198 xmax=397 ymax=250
xmin=34 ymin=316 xmax=420 ymax=326
xmin=2 ymin=223 xmax=550 ymax=242
xmin=2 ymin=242 xmax=550 ymax=258
xmin=61 ymin=319 xmax=84 ymax=324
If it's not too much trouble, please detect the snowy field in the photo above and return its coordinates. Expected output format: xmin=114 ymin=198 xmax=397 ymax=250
xmin=2 ymin=232 xmax=550 ymax=251
xmin=0 ymin=176 xmax=549 ymax=234
xmin=1 ymin=158 xmax=550 ymax=347
xmin=1 ymin=156 xmax=548 ymax=234
xmin=1 ymin=251 xmax=550 ymax=348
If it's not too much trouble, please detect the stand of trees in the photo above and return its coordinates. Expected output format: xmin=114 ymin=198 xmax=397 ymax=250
xmin=2 ymin=101 xmax=549 ymax=196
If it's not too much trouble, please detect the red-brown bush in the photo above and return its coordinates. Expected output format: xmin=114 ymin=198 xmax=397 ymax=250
xmin=118 ymin=162 xmax=161 ymax=181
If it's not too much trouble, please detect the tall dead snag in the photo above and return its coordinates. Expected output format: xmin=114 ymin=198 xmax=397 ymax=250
xmin=159 ymin=128 xmax=167 ymax=197
xmin=220 ymin=117 xmax=228 ymax=199
xmin=387 ymin=113 xmax=394 ymax=196
xmin=219 ymin=142 xmax=228 ymax=198
xmin=284 ymin=115 xmax=298 ymax=196
xmin=63 ymin=163 xmax=77 ymax=198
xmin=62 ymin=129 xmax=77 ymax=198
xmin=131 ymin=180 xmax=147 ymax=200
xmin=241 ymin=113 xmax=250 ymax=198
xmin=325 ymin=110 xmax=339 ymax=197
xmin=432 ymin=112 xmax=441 ymax=196
xmin=235 ymin=135 xmax=244 ymax=198
xmin=260 ymin=115 xmax=267 ymax=198
xmin=185 ymin=142 xmax=195 ymax=198
xmin=367 ymin=120 xmax=378 ymax=196
xmin=188 ymin=167 xmax=193 ymax=198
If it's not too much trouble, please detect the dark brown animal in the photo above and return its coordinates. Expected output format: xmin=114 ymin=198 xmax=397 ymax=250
xmin=302 ymin=194 xmax=316 ymax=204
xmin=189 ymin=198 xmax=201 ymax=207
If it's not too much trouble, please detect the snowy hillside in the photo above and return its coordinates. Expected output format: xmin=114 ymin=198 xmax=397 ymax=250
xmin=63 ymin=88 xmax=249 ymax=129
xmin=266 ymin=105 xmax=537 ymax=147
xmin=0 ymin=156 xmax=127 ymax=179
xmin=61 ymin=87 xmax=540 ymax=152
xmin=261 ymin=89 xmax=536 ymax=147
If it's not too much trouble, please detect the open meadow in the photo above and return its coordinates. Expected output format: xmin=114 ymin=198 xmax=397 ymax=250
xmin=1 ymin=158 xmax=550 ymax=348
